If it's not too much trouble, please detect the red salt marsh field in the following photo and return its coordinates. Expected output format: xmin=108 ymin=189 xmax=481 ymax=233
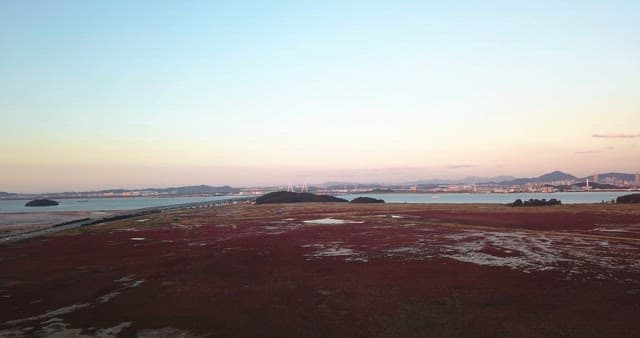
xmin=1 ymin=203 xmax=640 ymax=337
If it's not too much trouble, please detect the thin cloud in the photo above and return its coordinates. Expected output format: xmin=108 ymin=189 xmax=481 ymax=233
xmin=592 ymin=133 xmax=640 ymax=139
xmin=448 ymin=164 xmax=476 ymax=169
xmin=575 ymin=150 xmax=601 ymax=154
xmin=575 ymin=146 xmax=615 ymax=155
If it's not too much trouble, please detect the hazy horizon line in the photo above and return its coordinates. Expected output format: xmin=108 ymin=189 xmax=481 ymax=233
xmin=3 ymin=167 xmax=638 ymax=195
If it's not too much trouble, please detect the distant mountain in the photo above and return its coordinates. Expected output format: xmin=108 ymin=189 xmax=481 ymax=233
xmin=316 ymin=182 xmax=388 ymax=189
xmin=324 ymin=183 xmax=389 ymax=191
xmin=406 ymin=176 xmax=517 ymax=185
xmin=499 ymin=171 xmax=577 ymax=186
xmin=585 ymin=172 xmax=636 ymax=182
xmin=91 ymin=185 xmax=239 ymax=195
xmin=0 ymin=191 xmax=18 ymax=199
xmin=28 ymin=185 xmax=242 ymax=198
xmin=537 ymin=171 xmax=578 ymax=182
xmin=461 ymin=176 xmax=517 ymax=184
xmin=96 ymin=189 xmax=130 ymax=194
xmin=572 ymin=182 xmax=619 ymax=189
xmin=320 ymin=171 xmax=638 ymax=188
xmin=150 ymin=185 xmax=239 ymax=195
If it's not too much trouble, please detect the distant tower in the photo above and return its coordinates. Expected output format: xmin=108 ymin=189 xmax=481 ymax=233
xmin=635 ymin=172 xmax=640 ymax=186
xmin=287 ymin=183 xmax=295 ymax=192
xmin=585 ymin=177 xmax=590 ymax=190
xmin=301 ymin=183 xmax=308 ymax=193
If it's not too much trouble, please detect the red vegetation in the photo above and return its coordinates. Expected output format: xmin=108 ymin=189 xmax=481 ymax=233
xmin=1 ymin=204 xmax=639 ymax=337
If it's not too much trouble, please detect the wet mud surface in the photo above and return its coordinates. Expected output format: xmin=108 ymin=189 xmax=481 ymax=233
xmin=0 ymin=212 xmax=113 ymax=236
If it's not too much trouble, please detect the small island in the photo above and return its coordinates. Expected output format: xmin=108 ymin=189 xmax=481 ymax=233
xmin=616 ymin=193 xmax=640 ymax=204
xmin=350 ymin=197 xmax=385 ymax=204
xmin=508 ymin=198 xmax=561 ymax=207
xmin=255 ymin=191 xmax=348 ymax=204
xmin=25 ymin=199 xmax=59 ymax=207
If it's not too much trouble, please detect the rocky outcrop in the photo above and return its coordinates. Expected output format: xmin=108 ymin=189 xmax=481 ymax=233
xmin=25 ymin=199 xmax=59 ymax=207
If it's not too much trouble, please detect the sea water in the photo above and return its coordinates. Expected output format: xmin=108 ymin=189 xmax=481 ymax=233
xmin=0 ymin=196 xmax=237 ymax=213
xmin=336 ymin=191 xmax=632 ymax=204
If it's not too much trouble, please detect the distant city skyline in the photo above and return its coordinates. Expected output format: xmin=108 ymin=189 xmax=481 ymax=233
xmin=2 ymin=166 xmax=639 ymax=194
xmin=2 ymin=1 xmax=639 ymax=192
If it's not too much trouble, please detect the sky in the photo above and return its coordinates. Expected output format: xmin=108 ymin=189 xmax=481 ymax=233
xmin=1 ymin=1 xmax=639 ymax=192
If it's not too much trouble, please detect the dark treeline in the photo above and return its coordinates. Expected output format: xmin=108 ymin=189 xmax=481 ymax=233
xmin=508 ymin=198 xmax=562 ymax=207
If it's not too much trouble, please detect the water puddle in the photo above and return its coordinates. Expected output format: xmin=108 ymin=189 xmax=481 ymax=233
xmin=303 ymin=218 xmax=364 ymax=225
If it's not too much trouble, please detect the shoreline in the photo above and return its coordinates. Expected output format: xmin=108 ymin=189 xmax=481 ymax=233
xmin=2 ymin=188 xmax=639 ymax=200
xmin=0 ymin=197 xmax=254 ymax=243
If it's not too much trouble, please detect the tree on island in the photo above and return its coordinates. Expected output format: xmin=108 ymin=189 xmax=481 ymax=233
xmin=508 ymin=198 xmax=561 ymax=207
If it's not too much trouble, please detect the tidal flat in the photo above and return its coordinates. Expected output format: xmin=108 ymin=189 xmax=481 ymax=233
xmin=0 ymin=211 xmax=115 ymax=236
xmin=1 ymin=203 xmax=639 ymax=337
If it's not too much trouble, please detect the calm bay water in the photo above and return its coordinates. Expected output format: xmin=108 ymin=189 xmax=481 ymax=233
xmin=0 ymin=191 xmax=634 ymax=213
xmin=0 ymin=196 xmax=238 ymax=213
xmin=337 ymin=191 xmax=633 ymax=204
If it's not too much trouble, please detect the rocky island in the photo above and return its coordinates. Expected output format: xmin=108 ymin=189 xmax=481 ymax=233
xmin=255 ymin=191 xmax=348 ymax=204
xmin=350 ymin=196 xmax=385 ymax=203
xmin=616 ymin=193 xmax=640 ymax=204
xmin=24 ymin=199 xmax=59 ymax=207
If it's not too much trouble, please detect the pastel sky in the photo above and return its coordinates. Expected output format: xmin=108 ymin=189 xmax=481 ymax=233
xmin=1 ymin=1 xmax=639 ymax=192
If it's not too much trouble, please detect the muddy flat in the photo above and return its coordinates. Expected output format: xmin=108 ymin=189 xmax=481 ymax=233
xmin=0 ymin=211 xmax=117 ymax=236
xmin=1 ymin=203 xmax=639 ymax=337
